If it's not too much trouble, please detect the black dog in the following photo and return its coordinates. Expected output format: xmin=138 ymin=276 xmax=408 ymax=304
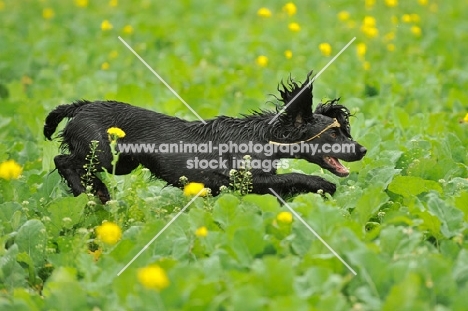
xmin=44 ymin=72 xmax=366 ymax=203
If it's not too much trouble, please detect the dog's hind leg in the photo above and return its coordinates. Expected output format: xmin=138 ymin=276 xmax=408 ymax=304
xmin=252 ymin=173 xmax=336 ymax=196
xmin=54 ymin=154 xmax=87 ymax=197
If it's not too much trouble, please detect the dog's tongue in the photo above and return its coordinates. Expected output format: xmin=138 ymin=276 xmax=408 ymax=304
xmin=325 ymin=156 xmax=349 ymax=176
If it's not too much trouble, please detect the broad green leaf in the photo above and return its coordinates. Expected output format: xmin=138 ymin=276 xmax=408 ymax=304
xmin=242 ymin=194 xmax=280 ymax=212
xmin=47 ymin=194 xmax=88 ymax=236
xmin=212 ymin=194 xmax=240 ymax=229
xmin=352 ymin=184 xmax=389 ymax=225
xmin=425 ymin=193 xmax=464 ymax=238
xmin=388 ymin=175 xmax=442 ymax=198
xmin=15 ymin=220 xmax=47 ymax=266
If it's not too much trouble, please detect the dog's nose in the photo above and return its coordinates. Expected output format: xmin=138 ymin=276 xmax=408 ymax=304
xmin=360 ymin=146 xmax=367 ymax=155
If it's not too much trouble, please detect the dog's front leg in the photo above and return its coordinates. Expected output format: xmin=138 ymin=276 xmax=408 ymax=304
xmin=252 ymin=173 xmax=336 ymax=196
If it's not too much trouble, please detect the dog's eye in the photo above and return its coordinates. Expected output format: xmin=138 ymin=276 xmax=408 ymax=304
xmin=330 ymin=132 xmax=337 ymax=138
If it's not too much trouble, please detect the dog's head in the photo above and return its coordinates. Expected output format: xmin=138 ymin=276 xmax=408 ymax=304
xmin=271 ymin=72 xmax=366 ymax=177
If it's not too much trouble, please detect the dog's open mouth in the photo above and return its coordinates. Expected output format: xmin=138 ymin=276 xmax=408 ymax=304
xmin=324 ymin=156 xmax=349 ymax=177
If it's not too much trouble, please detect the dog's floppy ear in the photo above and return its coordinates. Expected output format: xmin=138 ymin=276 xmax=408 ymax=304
xmin=278 ymin=71 xmax=314 ymax=127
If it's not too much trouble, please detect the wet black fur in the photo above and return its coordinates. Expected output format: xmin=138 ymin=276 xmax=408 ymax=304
xmin=44 ymin=72 xmax=366 ymax=203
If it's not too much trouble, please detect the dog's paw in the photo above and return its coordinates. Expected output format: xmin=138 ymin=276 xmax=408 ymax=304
xmin=318 ymin=181 xmax=336 ymax=195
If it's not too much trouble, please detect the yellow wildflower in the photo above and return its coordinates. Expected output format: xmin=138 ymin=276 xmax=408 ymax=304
xmin=391 ymin=15 xmax=399 ymax=25
xmin=109 ymin=0 xmax=118 ymax=7
xmin=356 ymin=43 xmax=366 ymax=58
xmin=255 ymin=55 xmax=268 ymax=67
xmin=195 ymin=226 xmax=208 ymax=237
xmin=361 ymin=16 xmax=378 ymax=38
xmin=183 ymin=182 xmax=208 ymax=197
xmin=319 ymin=43 xmax=332 ymax=57
xmin=429 ymin=3 xmax=438 ymax=12
xmin=337 ymin=11 xmax=350 ymax=21
xmin=385 ymin=0 xmax=397 ymax=7
xmin=282 ymin=2 xmax=297 ymax=16
xmin=74 ymin=0 xmax=88 ymax=7
xmin=42 ymin=8 xmax=54 ymax=20
xmin=363 ymin=16 xmax=376 ymax=27
xmin=387 ymin=43 xmax=395 ymax=52
xmin=402 ymin=14 xmax=411 ymax=23
xmin=411 ymin=26 xmax=422 ymax=36
xmin=107 ymin=127 xmax=126 ymax=138
xmin=0 ymin=1 xmax=4 ymax=11
xmin=257 ymin=7 xmax=272 ymax=18
xmin=101 ymin=62 xmax=110 ymax=70
xmin=101 ymin=20 xmax=113 ymax=31
xmin=418 ymin=0 xmax=428 ymax=5
xmin=288 ymin=22 xmax=301 ymax=32
xmin=284 ymin=50 xmax=293 ymax=59
xmin=463 ymin=113 xmax=468 ymax=123
xmin=96 ymin=222 xmax=122 ymax=245
xmin=277 ymin=211 xmax=293 ymax=224
xmin=0 ymin=159 xmax=22 ymax=180
xmin=138 ymin=265 xmax=169 ymax=291
xmin=363 ymin=61 xmax=370 ymax=71
xmin=123 ymin=25 xmax=133 ymax=34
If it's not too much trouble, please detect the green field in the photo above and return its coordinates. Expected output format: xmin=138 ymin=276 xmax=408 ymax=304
xmin=1 ymin=0 xmax=468 ymax=310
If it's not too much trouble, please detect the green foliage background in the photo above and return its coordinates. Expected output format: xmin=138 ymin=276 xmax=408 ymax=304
xmin=1 ymin=0 xmax=468 ymax=310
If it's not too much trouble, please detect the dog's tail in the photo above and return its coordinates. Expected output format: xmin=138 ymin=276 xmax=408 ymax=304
xmin=44 ymin=100 xmax=92 ymax=140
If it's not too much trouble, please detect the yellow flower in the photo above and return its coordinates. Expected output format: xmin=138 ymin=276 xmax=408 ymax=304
xmin=411 ymin=26 xmax=422 ymax=36
xmin=96 ymin=222 xmax=122 ymax=245
xmin=42 ymin=8 xmax=54 ymax=20
xmin=183 ymin=182 xmax=208 ymax=197
xmin=429 ymin=3 xmax=438 ymax=12
xmin=101 ymin=62 xmax=110 ymax=70
xmin=0 ymin=159 xmax=22 ymax=180
xmin=410 ymin=13 xmax=420 ymax=23
xmin=257 ymin=7 xmax=272 ymax=18
xmin=363 ymin=61 xmax=370 ymax=71
xmin=0 ymin=0 xmax=5 ymax=11
xmin=277 ymin=211 xmax=293 ymax=224
xmin=356 ymin=43 xmax=366 ymax=58
xmin=463 ymin=113 xmax=468 ymax=123
xmin=284 ymin=50 xmax=293 ymax=59
xmin=101 ymin=20 xmax=113 ymax=31
xmin=109 ymin=0 xmax=118 ymax=7
xmin=361 ymin=26 xmax=379 ymax=38
xmin=387 ymin=43 xmax=395 ymax=52
xmin=365 ymin=0 xmax=375 ymax=9
xmin=138 ymin=265 xmax=169 ymax=291
xmin=107 ymin=127 xmax=126 ymax=138
xmin=255 ymin=55 xmax=268 ymax=67
xmin=391 ymin=15 xmax=399 ymax=25
xmin=195 ymin=226 xmax=208 ymax=237
xmin=282 ymin=2 xmax=297 ymax=16
xmin=418 ymin=0 xmax=428 ymax=5
xmin=402 ymin=14 xmax=411 ymax=23
xmin=337 ymin=11 xmax=350 ymax=21
xmin=319 ymin=43 xmax=332 ymax=57
xmin=385 ymin=0 xmax=397 ymax=7
xmin=74 ymin=0 xmax=88 ymax=7
xmin=361 ymin=16 xmax=378 ymax=38
xmin=363 ymin=16 xmax=376 ymax=27
xmin=123 ymin=25 xmax=133 ymax=34
xmin=288 ymin=22 xmax=301 ymax=32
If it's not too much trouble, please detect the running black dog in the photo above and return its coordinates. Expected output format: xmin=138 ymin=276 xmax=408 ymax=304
xmin=44 ymin=72 xmax=366 ymax=203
